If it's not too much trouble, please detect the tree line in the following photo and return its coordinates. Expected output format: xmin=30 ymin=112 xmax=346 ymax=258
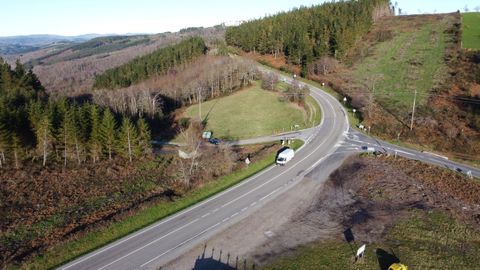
xmin=93 ymin=37 xmax=207 ymax=89
xmin=260 ymin=72 xmax=309 ymax=105
xmin=0 ymin=59 xmax=151 ymax=168
xmin=93 ymin=56 xmax=258 ymax=117
xmin=225 ymin=0 xmax=390 ymax=75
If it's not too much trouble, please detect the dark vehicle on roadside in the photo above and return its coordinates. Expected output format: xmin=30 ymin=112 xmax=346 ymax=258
xmin=209 ymin=138 xmax=221 ymax=145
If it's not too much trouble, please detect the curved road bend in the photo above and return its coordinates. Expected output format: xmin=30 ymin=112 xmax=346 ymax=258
xmin=59 ymin=79 xmax=349 ymax=269
xmin=261 ymin=67 xmax=480 ymax=179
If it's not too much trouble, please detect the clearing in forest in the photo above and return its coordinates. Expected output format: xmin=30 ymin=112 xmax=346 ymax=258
xmin=184 ymin=82 xmax=307 ymax=139
xmin=352 ymin=15 xmax=449 ymax=118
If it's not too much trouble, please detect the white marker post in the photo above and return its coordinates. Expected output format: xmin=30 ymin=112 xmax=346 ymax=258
xmin=356 ymin=244 xmax=366 ymax=262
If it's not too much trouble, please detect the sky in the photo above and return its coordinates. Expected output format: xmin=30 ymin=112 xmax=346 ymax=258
xmin=1 ymin=0 xmax=479 ymax=37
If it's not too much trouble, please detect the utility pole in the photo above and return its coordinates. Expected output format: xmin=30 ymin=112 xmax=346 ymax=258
xmin=410 ymin=89 xmax=417 ymax=130
xmin=366 ymin=74 xmax=382 ymax=119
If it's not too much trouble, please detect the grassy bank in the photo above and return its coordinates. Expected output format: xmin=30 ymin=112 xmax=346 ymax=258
xmin=18 ymin=141 xmax=304 ymax=270
xmin=305 ymin=95 xmax=322 ymax=127
xmin=352 ymin=20 xmax=448 ymax=115
xmin=462 ymin=12 xmax=480 ymax=49
xmin=262 ymin=210 xmax=480 ymax=269
xmin=184 ymin=82 xmax=307 ymax=139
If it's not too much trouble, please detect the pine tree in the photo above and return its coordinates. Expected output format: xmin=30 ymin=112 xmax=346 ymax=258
xmin=136 ymin=117 xmax=152 ymax=157
xmin=118 ymin=117 xmax=138 ymax=162
xmin=76 ymin=104 xmax=91 ymax=163
xmin=59 ymin=104 xmax=77 ymax=166
xmin=28 ymin=100 xmax=43 ymax=127
xmin=89 ymin=105 xmax=102 ymax=163
xmin=11 ymin=133 xmax=21 ymax=169
xmin=35 ymin=111 xmax=53 ymax=167
xmin=100 ymin=108 xmax=117 ymax=160
xmin=0 ymin=121 xmax=9 ymax=168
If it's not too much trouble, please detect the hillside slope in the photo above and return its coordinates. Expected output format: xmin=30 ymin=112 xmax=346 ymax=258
xmin=226 ymin=0 xmax=391 ymax=75
xmin=4 ymin=27 xmax=224 ymax=96
xmin=332 ymin=13 xmax=480 ymax=161
xmin=247 ymin=12 xmax=479 ymax=162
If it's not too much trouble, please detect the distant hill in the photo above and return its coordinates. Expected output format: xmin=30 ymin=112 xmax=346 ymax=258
xmin=2 ymin=26 xmax=225 ymax=96
xmin=0 ymin=34 xmax=115 ymax=55
xmin=25 ymin=35 xmax=153 ymax=67
xmin=0 ymin=34 xmax=109 ymax=46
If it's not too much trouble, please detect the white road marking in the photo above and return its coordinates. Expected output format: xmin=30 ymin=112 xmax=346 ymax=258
xmin=97 ymin=218 xmax=199 ymax=270
xmin=392 ymin=149 xmax=416 ymax=156
xmin=139 ymin=221 xmax=223 ymax=267
xmin=201 ymin=212 xmax=210 ymax=218
xmin=259 ymin=186 xmax=282 ymax=201
xmin=241 ymin=207 xmax=248 ymax=212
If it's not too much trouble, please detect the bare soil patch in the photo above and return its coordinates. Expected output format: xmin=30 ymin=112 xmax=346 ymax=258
xmin=254 ymin=155 xmax=480 ymax=267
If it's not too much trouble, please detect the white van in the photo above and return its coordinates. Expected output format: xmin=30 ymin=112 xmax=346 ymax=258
xmin=276 ymin=148 xmax=295 ymax=165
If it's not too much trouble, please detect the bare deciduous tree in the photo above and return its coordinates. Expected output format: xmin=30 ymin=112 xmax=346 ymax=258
xmin=93 ymin=56 xmax=258 ymax=117
xmin=260 ymin=72 xmax=279 ymax=91
xmin=310 ymin=56 xmax=339 ymax=76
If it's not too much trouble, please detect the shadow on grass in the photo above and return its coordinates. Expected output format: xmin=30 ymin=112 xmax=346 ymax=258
xmin=376 ymin=248 xmax=400 ymax=270
xmin=202 ymin=99 xmax=220 ymax=127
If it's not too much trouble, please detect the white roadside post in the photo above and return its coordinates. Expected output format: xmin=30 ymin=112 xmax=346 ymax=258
xmin=356 ymin=244 xmax=366 ymax=263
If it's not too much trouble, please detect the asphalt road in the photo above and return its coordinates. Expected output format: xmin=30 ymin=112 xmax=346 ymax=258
xmin=60 ymin=68 xmax=479 ymax=270
xmin=59 ymin=74 xmax=350 ymax=270
xmin=339 ymin=129 xmax=480 ymax=179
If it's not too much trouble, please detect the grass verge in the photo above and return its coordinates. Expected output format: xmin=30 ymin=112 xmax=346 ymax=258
xmin=462 ymin=12 xmax=480 ymax=49
xmin=305 ymin=95 xmax=322 ymax=127
xmin=262 ymin=210 xmax=480 ymax=269
xmin=19 ymin=141 xmax=304 ymax=270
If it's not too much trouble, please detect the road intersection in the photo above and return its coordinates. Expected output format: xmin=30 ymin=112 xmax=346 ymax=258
xmin=59 ymin=69 xmax=478 ymax=270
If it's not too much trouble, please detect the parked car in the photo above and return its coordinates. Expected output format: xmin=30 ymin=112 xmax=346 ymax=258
xmin=209 ymin=138 xmax=221 ymax=145
xmin=361 ymin=146 xmax=375 ymax=152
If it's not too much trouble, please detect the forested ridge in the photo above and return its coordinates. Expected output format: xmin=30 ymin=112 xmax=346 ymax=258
xmin=225 ymin=0 xmax=391 ymax=75
xmin=0 ymin=59 xmax=151 ymax=168
xmin=93 ymin=56 xmax=258 ymax=118
xmin=93 ymin=37 xmax=207 ymax=89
